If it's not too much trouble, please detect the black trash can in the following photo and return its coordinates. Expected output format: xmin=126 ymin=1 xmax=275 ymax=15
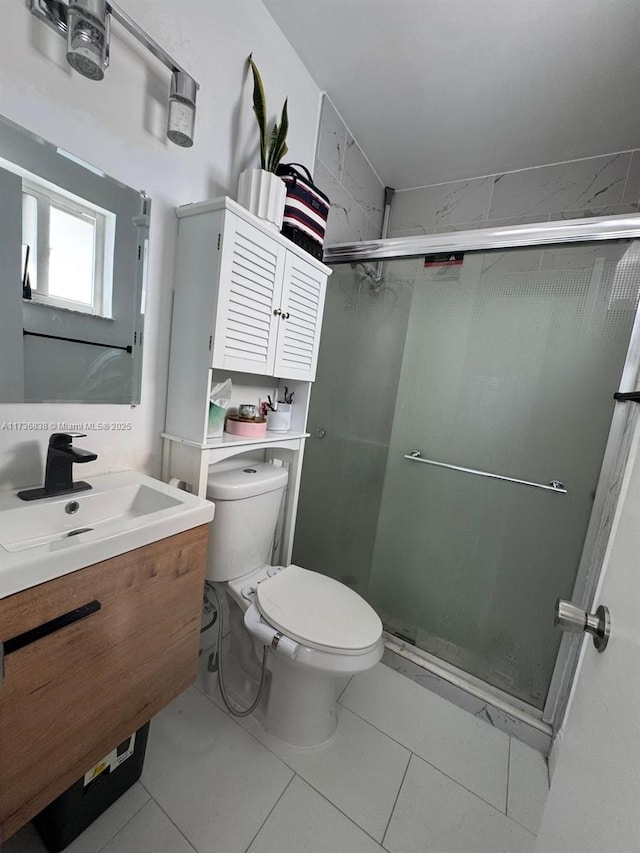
xmin=32 ymin=722 xmax=150 ymax=853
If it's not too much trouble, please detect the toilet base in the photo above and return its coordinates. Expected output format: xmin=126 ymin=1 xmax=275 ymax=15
xmin=266 ymin=654 xmax=338 ymax=747
xmin=217 ymin=579 xmax=383 ymax=747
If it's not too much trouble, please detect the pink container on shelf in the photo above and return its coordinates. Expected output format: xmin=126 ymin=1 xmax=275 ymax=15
xmin=225 ymin=416 xmax=267 ymax=438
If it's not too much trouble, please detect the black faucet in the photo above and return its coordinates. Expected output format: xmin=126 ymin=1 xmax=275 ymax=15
xmin=17 ymin=433 xmax=98 ymax=501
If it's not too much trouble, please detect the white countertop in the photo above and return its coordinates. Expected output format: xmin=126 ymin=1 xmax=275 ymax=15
xmin=0 ymin=471 xmax=214 ymax=599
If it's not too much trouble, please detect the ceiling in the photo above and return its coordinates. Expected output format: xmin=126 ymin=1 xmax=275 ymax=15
xmin=262 ymin=0 xmax=640 ymax=190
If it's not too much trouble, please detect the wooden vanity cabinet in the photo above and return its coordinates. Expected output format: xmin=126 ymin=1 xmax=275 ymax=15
xmin=0 ymin=524 xmax=208 ymax=841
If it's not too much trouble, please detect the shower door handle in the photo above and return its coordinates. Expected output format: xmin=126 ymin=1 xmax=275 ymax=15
xmin=554 ymin=598 xmax=610 ymax=652
xmin=613 ymin=391 xmax=640 ymax=403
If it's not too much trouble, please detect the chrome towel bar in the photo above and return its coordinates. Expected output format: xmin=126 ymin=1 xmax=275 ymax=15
xmin=404 ymin=451 xmax=567 ymax=494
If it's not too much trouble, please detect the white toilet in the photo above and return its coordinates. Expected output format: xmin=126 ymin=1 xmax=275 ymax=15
xmin=205 ymin=461 xmax=383 ymax=747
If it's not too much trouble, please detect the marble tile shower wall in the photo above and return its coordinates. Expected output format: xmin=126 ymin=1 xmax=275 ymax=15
xmin=388 ymin=150 xmax=640 ymax=237
xmin=313 ymin=95 xmax=386 ymax=244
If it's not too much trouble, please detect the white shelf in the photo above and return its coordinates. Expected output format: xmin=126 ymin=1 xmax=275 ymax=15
xmin=161 ymin=429 xmax=309 ymax=563
xmin=161 ymin=430 xmax=309 ymax=451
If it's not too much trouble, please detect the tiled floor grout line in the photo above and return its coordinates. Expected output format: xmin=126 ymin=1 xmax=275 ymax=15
xmin=223 ymin=703 xmax=293 ymax=762
xmin=408 ymin=752 xmax=538 ymax=839
xmin=187 ymin=688 xmax=317 ymax=802
xmin=382 ymin=655 xmax=550 ymax=753
xmin=337 ymin=697 xmax=514 ymax=818
xmin=186 ymin=683 xmax=540 ymax=845
xmin=194 ymin=681 xmax=230 ymax=715
xmin=380 ymin=750 xmax=412 ymax=849
xmin=221 ymin=708 xmax=392 ymax=847
xmin=207 ymin=691 xmax=408 ymax=848
xmin=91 ymin=795 xmax=150 ymax=853
xmin=242 ymin=774 xmax=296 ymax=853
xmin=137 ymin=782 xmax=200 ymax=853
xmin=286 ymin=772 xmax=390 ymax=850
xmin=194 ymin=680 xmax=542 ymax=836
xmin=336 ymin=675 xmax=354 ymax=702
xmin=503 ymin=810 xmax=540 ymax=838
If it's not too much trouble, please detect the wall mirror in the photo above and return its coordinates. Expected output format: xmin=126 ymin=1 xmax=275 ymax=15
xmin=0 ymin=114 xmax=150 ymax=404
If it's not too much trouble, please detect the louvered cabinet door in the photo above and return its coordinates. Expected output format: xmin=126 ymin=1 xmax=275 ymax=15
xmin=274 ymin=252 xmax=327 ymax=381
xmin=212 ymin=215 xmax=286 ymax=374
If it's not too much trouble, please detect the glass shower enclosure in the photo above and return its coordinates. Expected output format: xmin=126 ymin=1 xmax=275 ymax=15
xmin=293 ymin=216 xmax=640 ymax=722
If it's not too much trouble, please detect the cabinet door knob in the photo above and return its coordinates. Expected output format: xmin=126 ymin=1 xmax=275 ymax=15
xmin=282 ymin=312 xmax=290 ymax=320
xmin=273 ymin=308 xmax=282 ymax=316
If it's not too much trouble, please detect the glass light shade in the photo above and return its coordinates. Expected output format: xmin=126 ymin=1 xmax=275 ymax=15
xmin=66 ymin=0 xmax=108 ymax=81
xmin=167 ymin=98 xmax=195 ymax=147
xmin=167 ymin=71 xmax=197 ymax=147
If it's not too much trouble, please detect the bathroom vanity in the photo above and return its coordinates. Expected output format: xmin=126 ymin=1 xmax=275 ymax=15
xmin=0 ymin=473 xmax=213 ymax=840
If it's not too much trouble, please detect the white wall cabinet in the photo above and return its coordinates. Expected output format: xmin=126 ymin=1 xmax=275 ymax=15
xmin=212 ymin=211 xmax=327 ymax=380
xmin=163 ymin=197 xmax=331 ymax=562
xmin=171 ymin=196 xmax=327 ymax=385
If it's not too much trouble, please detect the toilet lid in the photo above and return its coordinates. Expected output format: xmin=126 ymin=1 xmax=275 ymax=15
xmin=255 ymin=564 xmax=382 ymax=652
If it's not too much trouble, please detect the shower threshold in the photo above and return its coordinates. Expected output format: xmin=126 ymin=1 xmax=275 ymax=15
xmin=383 ymin=632 xmax=552 ymax=754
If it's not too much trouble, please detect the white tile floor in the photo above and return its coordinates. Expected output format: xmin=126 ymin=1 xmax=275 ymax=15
xmin=5 ymin=663 xmax=549 ymax=853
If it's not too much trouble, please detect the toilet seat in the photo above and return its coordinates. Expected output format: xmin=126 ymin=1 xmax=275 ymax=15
xmin=255 ymin=564 xmax=382 ymax=654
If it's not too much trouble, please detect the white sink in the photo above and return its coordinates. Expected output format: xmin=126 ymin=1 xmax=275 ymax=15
xmin=1 ymin=483 xmax=184 ymax=552
xmin=0 ymin=471 xmax=214 ymax=598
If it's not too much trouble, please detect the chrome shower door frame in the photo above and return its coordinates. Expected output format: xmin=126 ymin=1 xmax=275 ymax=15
xmin=324 ymin=214 xmax=640 ymax=733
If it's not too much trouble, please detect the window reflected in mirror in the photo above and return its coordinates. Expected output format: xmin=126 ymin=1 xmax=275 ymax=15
xmin=21 ymin=175 xmax=116 ymax=316
xmin=0 ymin=114 xmax=150 ymax=404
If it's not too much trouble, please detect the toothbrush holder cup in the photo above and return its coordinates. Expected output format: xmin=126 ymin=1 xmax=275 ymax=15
xmin=266 ymin=403 xmax=292 ymax=432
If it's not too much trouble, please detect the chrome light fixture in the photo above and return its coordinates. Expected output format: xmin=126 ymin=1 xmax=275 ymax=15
xmin=28 ymin=0 xmax=200 ymax=147
xmin=66 ymin=0 xmax=109 ymax=81
xmin=167 ymin=71 xmax=197 ymax=148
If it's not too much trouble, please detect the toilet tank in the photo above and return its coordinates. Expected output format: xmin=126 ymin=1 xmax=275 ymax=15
xmin=205 ymin=463 xmax=289 ymax=582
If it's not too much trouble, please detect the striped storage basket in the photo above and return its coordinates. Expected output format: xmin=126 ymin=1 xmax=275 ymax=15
xmin=276 ymin=163 xmax=330 ymax=261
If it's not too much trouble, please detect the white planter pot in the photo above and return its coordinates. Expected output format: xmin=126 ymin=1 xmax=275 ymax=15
xmin=237 ymin=168 xmax=286 ymax=230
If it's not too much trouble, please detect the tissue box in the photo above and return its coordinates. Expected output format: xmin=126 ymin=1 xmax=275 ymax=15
xmin=207 ymin=402 xmax=227 ymax=438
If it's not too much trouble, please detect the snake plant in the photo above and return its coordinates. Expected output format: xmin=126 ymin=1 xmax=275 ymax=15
xmin=248 ymin=54 xmax=289 ymax=173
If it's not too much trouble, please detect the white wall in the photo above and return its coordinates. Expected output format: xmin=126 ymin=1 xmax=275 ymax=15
xmin=0 ymin=0 xmax=321 ymax=491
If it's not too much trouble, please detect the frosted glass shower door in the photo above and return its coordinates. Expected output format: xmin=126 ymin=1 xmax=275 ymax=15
xmin=293 ymin=261 xmax=413 ymax=595
xmin=369 ymin=241 xmax=640 ymax=709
